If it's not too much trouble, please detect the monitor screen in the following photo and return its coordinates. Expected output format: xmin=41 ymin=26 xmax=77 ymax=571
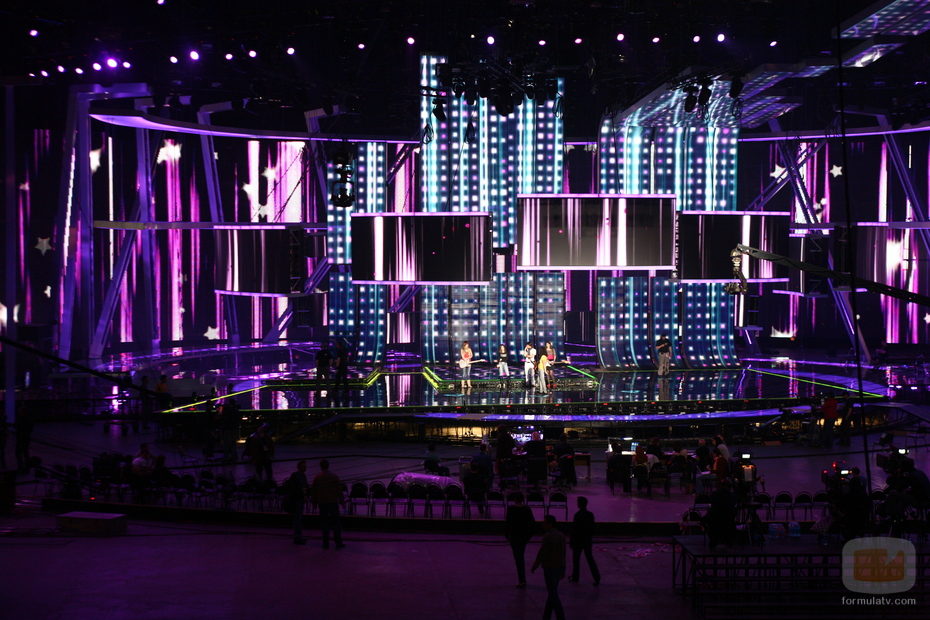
xmin=517 ymin=194 xmax=676 ymax=270
xmin=351 ymin=212 xmax=491 ymax=284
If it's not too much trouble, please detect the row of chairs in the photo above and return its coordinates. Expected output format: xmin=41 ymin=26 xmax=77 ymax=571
xmin=346 ymin=481 xmax=570 ymax=520
xmin=691 ymin=490 xmax=831 ymax=520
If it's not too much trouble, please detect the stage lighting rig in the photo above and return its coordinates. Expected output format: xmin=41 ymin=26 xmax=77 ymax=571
xmin=330 ymin=151 xmax=355 ymax=208
xmin=432 ymin=98 xmax=447 ymax=122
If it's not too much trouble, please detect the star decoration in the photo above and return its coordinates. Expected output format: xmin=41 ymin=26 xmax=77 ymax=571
xmin=770 ymin=164 xmax=786 ymax=179
xmin=829 ymin=165 xmax=843 ymax=178
xmin=924 ymin=313 xmax=930 ymax=325
xmin=203 ymin=326 xmax=221 ymax=340
xmin=35 ymin=237 xmax=53 ymax=255
xmin=43 ymin=285 xmax=52 ymax=298
xmin=262 ymin=167 xmax=277 ymax=182
xmin=89 ymin=148 xmax=102 ymax=173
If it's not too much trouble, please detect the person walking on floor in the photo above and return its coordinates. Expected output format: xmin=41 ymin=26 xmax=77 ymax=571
xmin=284 ymin=460 xmax=310 ymax=545
xmin=532 ymin=514 xmax=567 ymax=620
xmin=310 ymin=459 xmax=345 ymax=549
xmin=505 ymin=492 xmax=536 ymax=588
xmin=569 ymin=496 xmax=600 ymax=585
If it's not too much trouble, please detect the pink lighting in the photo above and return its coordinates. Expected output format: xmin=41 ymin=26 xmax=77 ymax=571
xmin=40 ymin=70 xmax=48 ymax=77
xmin=538 ymin=39 xmax=546 ymax=46
xmin=248 ymin=49 xmax=257 ymax=58
xmin=169 ymin=56 xmax=178 ymax=64
xmin=487 ymin=35 xmax=495 ymax=45
xmin=57 ymin=65 xmax=65 ymax=73
xmin=357 ymin=43 xmax=365 ymax=50
xmin=651 ymin=36 xmax=661 ymax=43
xmin=574 ymin=37 xmax=583 ymax=44
xmin=106 ymin=58 xmax=118 ymax=68
xmin=122 ymin=61 xmax=131 ymax=68
xmin=716 ymin=33 xmax=726 ymax=42
xmin=189 ymin=50 xmax=200 ymax=61
xmin=406 ymin=36 xmax=415 ymax=45
xmin=92 ymin=62 xmax=102 ymax=71
xmin=224 ymin=53 xmax=234 ymax=60
xmin=29 ymin=29 xmax=38 ymax=37
xmin=769 ymin=40 xmax=778 ymax=47
xmin=692 ymin=35 xmax=701 ymax=43
xmin=616 ymin=33 xmax=625 ymax=41
xmin=286 ymin=46 xmax=295 ymax=55
xmin=74 ymin=67 xmax=84 ymax=74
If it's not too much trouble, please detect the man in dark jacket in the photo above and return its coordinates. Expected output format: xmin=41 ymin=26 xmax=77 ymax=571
xmin=569 ymin=496 xmax=601 ymax=585
xmin=310 ymin=459 xmax=345 ymax=549
xmin=285 ymin=460 xmax=309 ymax=544
xmin=504 ymin=492 xmax=535 ymax=588
xmin=532 ymin=515 xmax=567 ymax=620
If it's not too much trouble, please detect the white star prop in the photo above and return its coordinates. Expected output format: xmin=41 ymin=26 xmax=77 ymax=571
xmin=35 ymin=237 xmax=53 ymax=255
xmin=204 ymin=326 xmax=221 ymax=340
xmin=89 ymin=148 xmax=102 ymax=173
xmin=830 ymin=165 xmax=843 ymax=178
xmin=262 ymin=167 xmax=277 ymax=182
xmin=924 ymin=313 xmax=930 ymax=325
xmin=770 ymin=164 xmax=786 ymax=179
xmin=43 ymin=285 xmax=52 ymax=298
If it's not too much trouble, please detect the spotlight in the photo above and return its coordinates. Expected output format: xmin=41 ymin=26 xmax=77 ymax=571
xmin=692 ymin=35 xmax=701 ymax=43
xmin=106 ymin=58 xmax=118 ymax=68
xmin=75 ymin=67 xmax=84 ymax=74
xmin=616 ymin=33 xmax=625 ymax=42
xmin=716 ymin=33 xmax=726 ymax=43
xmin=431 ymin=98 xmax=447 ymax=122
xmin=357 ymin=43 xmax=365 ymax=50
xmin=248 ymin=50 xmax=257 ymax=58
xmin=28 ymin=73 xmax=35 ymax=77
xmin=40 ymin=70 xmax=48 ymax=77
xmin=574 ymin=37 xmax=583 ymax=44
xmin=225 ymin=53 xmax=234 ymax=60
xmin=538 ymin=39 xmax=546 ymax=46
xmin=330 ymin=151 xmax=355 ymax=208
xmin=57 ymin=65 xmax=65 ymax=73
xmin=651 ymin=36 xmax=661 ymax=43
xmin=122 ymin=61 xmax=131 ymax=68
xmin=92 ymin=62 xmax=103 ymax=71
xmin=487 ymin=35 xmax=495 ymax=45
xmin=728 ymin=75 xmax=743 ymax=98
xmin=169 ymin=56 xmax=178 ymax=64
xmin=29 ymin=29 xmax=39 ymax=37
xmin=157 ymin=0 xmax=165 ymax=4
xmin=769 ymin=40 xmax=778 ymax=47
xmin=189 ymin=50 xmax=200 ymax=61
xmin=406 ymin=36 xmax=415 ymax=45
xmin=286 ymin=47 xmax=295 ymax=55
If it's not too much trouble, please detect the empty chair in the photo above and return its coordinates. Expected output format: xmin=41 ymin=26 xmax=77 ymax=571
xmin=387 ymin=482 xmax=408 ymax=517
xmin=753 ymin=493 xmax=773 ymax=519
xmin=369 ymin=482 xmax=389 ymax=516
xmin=407 ymin=483 xmax=429 ymax=518
xmin=547 ymin=491 xmax=568 ymax=520
xmin=484 ymin=490 xmax=505 ymax=519
xmin=772 ymin=491 xmax=794 ymax=520
xmin=526 ymin=490 xmax=546 ymax=517
xmin=444 ymin=484 xmax=469 ymax=519
xmin=347 ymin=482 xmax=370 ymax=515
xmin=793 ymin=491 xmax=814 ymax=520
xmin=812 ymin=490 xmax=830 ymax=511
xmin=426 ymin=484 xmax=446 ymax=518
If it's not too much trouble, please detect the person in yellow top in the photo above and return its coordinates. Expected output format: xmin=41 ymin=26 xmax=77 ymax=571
xmin=536 ymin=351 xmax=550 ymax=395
xmin=460 ymin=341 xmax=474 ymax=389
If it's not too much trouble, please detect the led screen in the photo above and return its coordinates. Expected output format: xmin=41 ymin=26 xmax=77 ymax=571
xmin=517 ymin=194 xmax=676 ymax=270
xmin=676 ymin=211 xmax=791 ymax=280
xmin=214 ymin=229 xmax=306 ymax=296
xmin=350 ymin=212 xmax=491 ymax=284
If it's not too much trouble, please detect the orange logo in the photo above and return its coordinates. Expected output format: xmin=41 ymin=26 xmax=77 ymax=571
xmin=852 ymin=548 xmax=907 ymax=582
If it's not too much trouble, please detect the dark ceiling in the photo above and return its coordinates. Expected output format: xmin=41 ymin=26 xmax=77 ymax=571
xmin=3 ymin=0 xmax=929 ymax=136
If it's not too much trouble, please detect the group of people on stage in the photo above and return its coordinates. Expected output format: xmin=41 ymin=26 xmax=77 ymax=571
xmin=458 ymin=341 xmax=558 ymax=392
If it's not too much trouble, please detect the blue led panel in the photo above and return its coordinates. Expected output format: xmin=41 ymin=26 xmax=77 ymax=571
xmin=680 ymin=283 xmax=739 ymax=368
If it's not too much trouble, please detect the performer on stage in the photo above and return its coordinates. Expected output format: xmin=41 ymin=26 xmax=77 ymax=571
xmin=536 ymin=350 xmax=551 ymax=395
xmin=655 ymin=334 xmax=672 ymax=376
xmin=496 ymin=344 xmax=510 ymax=388
xmin=460 ymin=341 xmax=474 ymax=389
xmin=522 ymin=342 xmax=537 ymax=388
xmin=544 ymin=341 xmax=556 ymax=390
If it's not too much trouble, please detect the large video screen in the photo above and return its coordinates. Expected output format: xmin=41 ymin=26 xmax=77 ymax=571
xmin=676 ymin=211 xmax=791 ymax=280
xmin=517 ymin=194 xmax=676 ymax=270
xmin=351 ymin=212 xmax=491 ymax=284
xmin=214 ymin=229 xmax=306 ymax=296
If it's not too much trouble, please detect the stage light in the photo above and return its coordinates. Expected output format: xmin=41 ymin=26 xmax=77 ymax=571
xmin=75 ymin=67 xmax=84 ymax=74
xmin=651 ymin=36 xmax=661 ymax=43
xmin=225 ymin=53 xmax=234 ymax=60
xmin=189 ymin=50 xmax=200 ymax=61
xmin=106 ymin=58 xmax=118 ymax=68
xmin=286 ymin=46 xmax=295 ymax=55
xmin=92 ymin=62 xmax=103 ymax=71
xmin=28 ymin=72 xmax=35 ymax=77
xmin=57 ymin=65 xmax=65 ymax=73
xmin=406 ymin=36 xmax=416 ymax=45
xmin=157 ymin=0 xmax=165 ymax=4
xmin=616 ymin=33 xmax=625 ymax=42
xmin=169 ymin=56 xmax=178 ymax=64
xmin=538 ymin=39 xmax=546 ymax=46
xmin=716 ymin=33 xmax=726 ymax=42
xmin=122 ymin=61 xmax=131 ymax=68
xmin=330 ymin=151 xmax=355 ymax=208
xmin=248 ymin=49 xmax=257 ymax=58
xmin=487 ymin=35 xmax=495 ymax=45
xmin=431 ymin=98 xmax=447 ymax=122
xmin=29 ymin=29 xmax=39 ymax=37
xmin=692 ymin=35 xmax=701 ymax=43
xmin=769 ymin=40 xmax=778 ymax=47
xmin=40 ymin=70 xmax=48 ymax=77
xmin=357 ymin=43 xmax=365 ymax=49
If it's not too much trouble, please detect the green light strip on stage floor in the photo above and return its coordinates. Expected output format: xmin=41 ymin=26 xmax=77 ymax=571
xmin=161 ymin=385 xmax=266 ymax=413
xmin=566 ymin=365 xmax=599 ymax=382
xmin=746 ymin=368 xmax=885 ymax=398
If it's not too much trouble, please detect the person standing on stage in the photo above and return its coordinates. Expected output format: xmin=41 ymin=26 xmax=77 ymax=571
xmin=496 ymin=344 xmax=510 ymax=388
xmin=316 ymin=342 xmax=332 ymax=383
xmin=459 ymin=341 xmax=474 ymax=390
xmin=537 ymin=350 xmax=551 ymax=395
xmin=522 ymin=342 xmax=537 ymax=388
xmin=544 ymin=341 xmax=556 ymax=390
xmin=332 ymin=342 xmax=349 ymax=389
xmin=655 ymin=333 xmax=672 ymax=376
